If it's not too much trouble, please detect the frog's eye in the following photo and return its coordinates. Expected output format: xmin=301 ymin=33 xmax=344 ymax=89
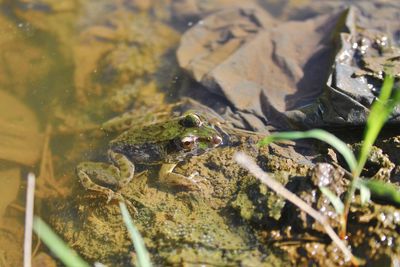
xmin=181 ymin=136 xmax=197 ymax=150
xmin=180 ymin=114 xmax=202 ymax=127
xmin=211 ymin=135 xmax=223 ymax=146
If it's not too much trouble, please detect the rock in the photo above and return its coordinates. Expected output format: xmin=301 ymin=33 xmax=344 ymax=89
xmin=177 ymin=5 xmax=340 ymax=129
xmin=171 ymin=0 xmax=258 ymax=22
xmin=177 ymin=4 xmax=400 ymax=130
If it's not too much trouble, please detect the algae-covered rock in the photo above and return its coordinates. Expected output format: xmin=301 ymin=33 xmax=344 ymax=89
xmin=231 ymin=176 xmax=287 ymax=223
xmin=351 ymin=143 xmax=395 ymax=181
xmin=49 ymin=127 xmax=291 ymax=266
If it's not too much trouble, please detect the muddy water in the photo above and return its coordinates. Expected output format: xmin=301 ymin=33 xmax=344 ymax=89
xmin=0 ymin=1 xmax=399 ymax=266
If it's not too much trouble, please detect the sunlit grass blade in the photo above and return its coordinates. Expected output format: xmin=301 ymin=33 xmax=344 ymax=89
xmin=320 ymin=187 xmax=344 ymax=214
xmin=33 ymin=216 xmax=90 ymax=267
xmin=258 ymin=75 xmax=399 ymax=239
xmin=358 ymin=183 xmax=371 ymax=205
xmin=355 ymin=75 xmax=397 ymax=177
xmin=259 ymin=129 xmax=357 ymax=172
xmin=119 ymin=202 xmax=152 ymax=267
xmin=339 ymin=76 xmax=399 ymax=237
xmin=356 ymin=179 xmax=400 ymax=205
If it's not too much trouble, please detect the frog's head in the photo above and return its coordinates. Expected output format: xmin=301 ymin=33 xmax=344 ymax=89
xmin=110 ymin=112 xmax=224 ymax=164
xmin=166 ymin=113 xmax=223 ymax=162
xmin=178 ymin=113 xmax=223 ymax=149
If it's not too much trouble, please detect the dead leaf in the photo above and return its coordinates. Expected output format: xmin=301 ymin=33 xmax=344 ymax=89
xmin=0 ymin=90 xmax=42 ymax=166
xmin=0 ymin=165 xmax=20 ymax=224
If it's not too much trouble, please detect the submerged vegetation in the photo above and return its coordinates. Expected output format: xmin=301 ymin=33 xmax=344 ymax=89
xmin=33 ymin=217 xmax=90 ymax=267
xmin=32 ymin=203 xmax=152 ymax=267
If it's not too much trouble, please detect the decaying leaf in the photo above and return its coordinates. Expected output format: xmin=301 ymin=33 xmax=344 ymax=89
xmin=0 ymin=165 xmax=20 ymax=224
xmin=0 ymin=90 xmax=43 ymax=166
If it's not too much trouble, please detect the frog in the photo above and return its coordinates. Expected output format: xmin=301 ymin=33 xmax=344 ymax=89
xmin=76 ymin=112 xmax=223 ymax=205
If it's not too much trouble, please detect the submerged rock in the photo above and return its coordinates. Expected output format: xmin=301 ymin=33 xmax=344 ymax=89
xmin=177 ymin=4 xmax=400 ymax=130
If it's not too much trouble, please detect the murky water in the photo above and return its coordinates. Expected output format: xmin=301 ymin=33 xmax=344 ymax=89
xmin=0 ymin=1 xmax=399 ymax=266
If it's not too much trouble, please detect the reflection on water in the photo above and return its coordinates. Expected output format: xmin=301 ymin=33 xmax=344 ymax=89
xmin=0 ymin=0 xmax=399 ymax=266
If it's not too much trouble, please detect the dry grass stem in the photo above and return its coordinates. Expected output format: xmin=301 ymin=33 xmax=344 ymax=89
xmin=234 ymin=152 xmax=361 ymax=265
xmin=36 ymin=125 xmax=70 ymax=198
xmin=24 ymin=173 xmax=36 ymax=267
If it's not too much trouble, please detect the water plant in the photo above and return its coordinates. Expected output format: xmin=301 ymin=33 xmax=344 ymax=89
xmin=31 ymin=204 xmax=151 ymax=267
xmin=119 ymin=202 xmax=152 ymax=267
xmin=33 ymin=216 xmax=90 ymax=267
xmin=258 ymin=75 xmax=400 ymax=237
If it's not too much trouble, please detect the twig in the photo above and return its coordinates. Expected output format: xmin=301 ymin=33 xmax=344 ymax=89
xmin=39 ymin=125 xmax=51 ymax=181
xmin=32 ymin=238 xmax=41 ymax=258
xmin=24 ymin=173 xmax=36 ymax=267
xmin=234 ymin=152 xmax=363 ymax=266
xmin=9 ymin=203 xmax=26 ymax=213
xmin=36 ymin=125 xmax=69 ymax=198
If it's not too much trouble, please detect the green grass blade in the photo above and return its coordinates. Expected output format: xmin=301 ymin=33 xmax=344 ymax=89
xmin=119 ymin=202 xmax=152 ymax=267
xmin=259 ymin=129 xmax=357 ymax=172
xmin=355 ymin=76 xmax=396 ymax=177
xmin=33 ymin=217 xmax=90 ymax=267
xmin=357 ymin=179 xmax=400 ymax=204
xmin=359 ymin=183 xmax=371 ymax=205
xmin=320 ymin=186 xmax=344 ymax=214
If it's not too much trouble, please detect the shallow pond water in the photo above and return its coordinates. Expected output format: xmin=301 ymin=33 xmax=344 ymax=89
xmin=0 ymin=1 xmax=399 ymax=266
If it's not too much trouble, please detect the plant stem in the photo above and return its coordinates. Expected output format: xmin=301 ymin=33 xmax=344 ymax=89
xmin=235 ymin=152 xmax=364 ymax=265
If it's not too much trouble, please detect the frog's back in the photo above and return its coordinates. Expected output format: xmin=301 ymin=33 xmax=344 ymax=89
xmin=109 ymin=119 xmax=184 ymax=164
xmin=111 ymin=118 xmax=184 ymax=146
